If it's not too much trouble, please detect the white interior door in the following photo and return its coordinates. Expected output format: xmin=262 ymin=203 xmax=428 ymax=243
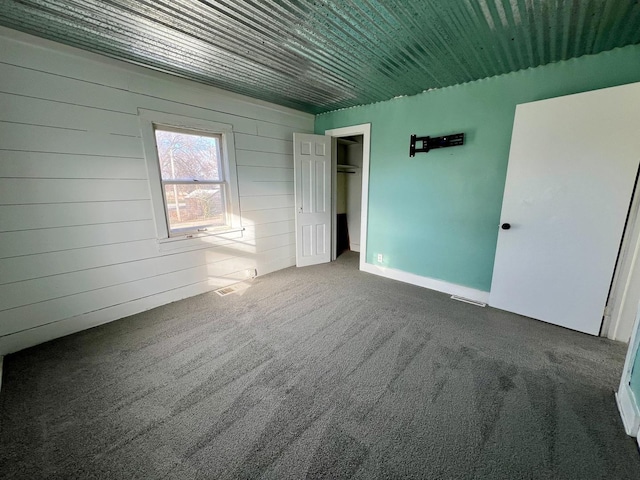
xmin=490 ymin=83 xmax=640 ymax=335
xmin=293 ymin=133 xmax=332 ymax=267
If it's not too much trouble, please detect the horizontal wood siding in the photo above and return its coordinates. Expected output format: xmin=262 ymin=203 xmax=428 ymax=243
xmin=0 ymin=28 xmax=313 ymax=354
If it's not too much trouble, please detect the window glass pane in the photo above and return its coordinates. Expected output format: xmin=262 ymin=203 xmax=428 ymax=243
xmin=164 ymin=184 xmax=226 ymax=232
xmin=155 ymin=129 xmax=222 ymax=181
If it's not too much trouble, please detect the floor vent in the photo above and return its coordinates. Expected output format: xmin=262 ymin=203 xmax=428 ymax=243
xmin=450 ymin=295 xmax=487 ymax=307
xmin=215 ymin=285 xmax=239 ymax=297
xmin=214 ymin=279 xmax=253 ymax=297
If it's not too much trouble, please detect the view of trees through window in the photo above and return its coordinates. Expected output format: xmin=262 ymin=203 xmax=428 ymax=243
xmin=154 ymin=128 xmax=226 ymax=234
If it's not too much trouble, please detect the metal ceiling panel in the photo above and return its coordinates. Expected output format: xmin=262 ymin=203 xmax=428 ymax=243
xmin=1 ymin=1 xmax=639 ymax=114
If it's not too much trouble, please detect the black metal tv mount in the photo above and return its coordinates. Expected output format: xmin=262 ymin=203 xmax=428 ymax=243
xmin=409 ymin=133 xmax=464 ymax=157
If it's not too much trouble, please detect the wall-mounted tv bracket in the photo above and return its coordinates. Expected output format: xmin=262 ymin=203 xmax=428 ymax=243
xmin=409 ymin=133 xmax=464 ymax=157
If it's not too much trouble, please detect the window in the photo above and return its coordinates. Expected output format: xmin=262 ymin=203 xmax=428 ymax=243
xmin=154 ymin=127 xmax=226 ymax=236
xmin=139 ymin=111 xmax=242 ymax=245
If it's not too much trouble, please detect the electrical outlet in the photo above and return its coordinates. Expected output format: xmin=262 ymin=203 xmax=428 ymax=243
xmin=377 ymin=254 xmax=383 ymax=263
xmin=245 ymin=268 xmax=257 ymax=278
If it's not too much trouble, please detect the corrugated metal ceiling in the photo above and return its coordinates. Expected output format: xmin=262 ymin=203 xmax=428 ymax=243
xmin=1 ymin=1 xmax=639 ymax=114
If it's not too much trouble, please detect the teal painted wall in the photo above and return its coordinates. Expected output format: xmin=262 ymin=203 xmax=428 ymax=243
xmin=630 ymin=348 xmax=640 ymax=399
xmin=316 ymin=44 xmax=640 ymax=292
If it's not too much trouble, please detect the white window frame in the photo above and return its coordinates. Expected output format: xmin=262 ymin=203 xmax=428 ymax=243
xmin=139 ymin=110 xmax=243 ymax=250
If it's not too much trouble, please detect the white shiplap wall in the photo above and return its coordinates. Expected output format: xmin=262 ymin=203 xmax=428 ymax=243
xmin=0 ymin=27 xmax=314 ymax=355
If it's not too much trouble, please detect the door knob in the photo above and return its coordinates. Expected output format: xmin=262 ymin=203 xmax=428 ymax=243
xmin=501 ymin=223 xmax=511 ymax=230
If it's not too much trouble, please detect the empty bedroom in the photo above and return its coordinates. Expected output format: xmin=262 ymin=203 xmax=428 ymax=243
xmin=2 ymin=1 xmax=640 ymax=479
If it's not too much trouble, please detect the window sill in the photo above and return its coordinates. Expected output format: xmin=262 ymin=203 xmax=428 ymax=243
xmin=157 ymin=227 xmax=244 ymax=253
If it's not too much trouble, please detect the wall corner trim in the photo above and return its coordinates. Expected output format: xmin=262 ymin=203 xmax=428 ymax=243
xmin=360 ymin=263 xmax=490 ymax=304
xmin=616 ymin=384 xmax=640 ymax=437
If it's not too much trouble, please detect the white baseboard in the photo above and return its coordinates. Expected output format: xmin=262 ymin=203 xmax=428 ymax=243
xmin=0 ymin=257 xmax=296 ymax=356
xmin=0 ymin=280 xmax=218 ymax=356
xmin=257 ymin=256 xmax=295 ymax=276
xmin=360 ymin=262 xmax=490 ymax=304
xmin=616 ymin=384 xmax=640 ymax=436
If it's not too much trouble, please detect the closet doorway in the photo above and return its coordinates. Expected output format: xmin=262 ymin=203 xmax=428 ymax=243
xmin=321 ymin=123 xmax=371 ymax=271
xmin=335 ymin=135 xmax=364 ymax=257
xmin=293 ymin=124 xmax=370 ymax=269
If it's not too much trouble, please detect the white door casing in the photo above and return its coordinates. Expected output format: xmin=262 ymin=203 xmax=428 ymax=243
xmin=490 ymin=83 xmax=640 ymax=335
xmin=616 ymin=300 xmax=640 ymax=436
xmin=293 ymin=133 xmax=332 ymax=267
xmin=325 ymin=124 xmax=372 ymax=271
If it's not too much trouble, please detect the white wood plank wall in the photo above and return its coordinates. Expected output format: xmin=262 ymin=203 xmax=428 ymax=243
xmin=0 ymin=27 xmax=313 ymax=355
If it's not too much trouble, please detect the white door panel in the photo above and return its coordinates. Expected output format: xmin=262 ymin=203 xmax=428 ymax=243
xmin=294 ymin=133 xmax=332 ymax=267
xmin=490 ymin=83 xmax=640 ymax=335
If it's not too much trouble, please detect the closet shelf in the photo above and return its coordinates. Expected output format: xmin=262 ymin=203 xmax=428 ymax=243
xmin=337 ymin=164 xmax=359 ymax=175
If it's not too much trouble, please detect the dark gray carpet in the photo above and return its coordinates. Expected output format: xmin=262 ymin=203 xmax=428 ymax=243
xmin=1 ymin=252 xmax=639 ymax=479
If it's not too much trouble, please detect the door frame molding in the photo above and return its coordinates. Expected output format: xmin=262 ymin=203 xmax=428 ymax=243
xmin=324 ymin=123 xmax=371 ymax=271
xmin=617 ymin=303 xmax=640 ymax=439
xmin=603 ymin=168 xmax=640 ymax=341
